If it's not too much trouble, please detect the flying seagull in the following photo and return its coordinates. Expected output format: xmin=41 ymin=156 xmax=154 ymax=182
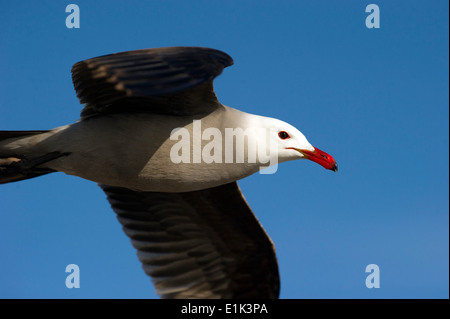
xmin=0 ymin=47 xmax=337 ymax=298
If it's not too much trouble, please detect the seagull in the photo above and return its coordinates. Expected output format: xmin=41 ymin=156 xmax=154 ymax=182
xmin=0 ymin=47 xmax=337 ymax=298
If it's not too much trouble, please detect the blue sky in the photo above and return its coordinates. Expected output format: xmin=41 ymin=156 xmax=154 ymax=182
xmin=0 ymin=1 xmax=448 ymax=299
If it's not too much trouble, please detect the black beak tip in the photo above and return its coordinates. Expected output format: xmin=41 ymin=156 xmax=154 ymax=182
xmin=332 ymin=163 xmax=338 ymax=172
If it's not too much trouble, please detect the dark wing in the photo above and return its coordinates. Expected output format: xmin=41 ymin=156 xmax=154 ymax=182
xmin=71 ymin=47 xmax=233 ymax=118
xmin=100 ymin=182 xmax=280 ymax=299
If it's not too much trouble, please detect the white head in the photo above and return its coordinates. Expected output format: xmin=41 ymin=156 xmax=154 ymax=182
xmin=257 ymin=116 xmax=338 ymax=171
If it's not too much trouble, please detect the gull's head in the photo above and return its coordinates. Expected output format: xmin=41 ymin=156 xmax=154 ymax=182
xmin=262 ymin=117 xmax=338 ymax=172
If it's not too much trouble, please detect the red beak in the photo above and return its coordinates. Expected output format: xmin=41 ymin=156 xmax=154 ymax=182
xmin=299 ymin=147 xmax=338 ymax=172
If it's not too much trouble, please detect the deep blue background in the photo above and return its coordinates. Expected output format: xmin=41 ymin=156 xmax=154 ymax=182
xmin=0 ymin=1 xmax=448 ymax=298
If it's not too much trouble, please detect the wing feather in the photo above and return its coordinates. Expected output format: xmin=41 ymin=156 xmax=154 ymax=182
xmin=72 ymin=47 xmax=233 ymax=118
xmin=100 ymin=182 xmax=280 ymax=299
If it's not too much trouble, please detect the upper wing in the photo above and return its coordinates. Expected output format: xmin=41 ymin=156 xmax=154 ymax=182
xmin=100 ymin=182 xmax=280 ymax=299
xmin=71 ymin=47 xmax=233 ymax=118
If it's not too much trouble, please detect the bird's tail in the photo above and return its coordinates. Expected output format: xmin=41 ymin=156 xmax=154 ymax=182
xmin=0 ymin=130 xmax=65 ymax=184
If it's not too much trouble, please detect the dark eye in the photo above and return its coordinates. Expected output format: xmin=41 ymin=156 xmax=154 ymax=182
xmin=321 ymin=154 xmax=328 ymax=159
xmin=278 ymin=131 xmax=290 ymax=140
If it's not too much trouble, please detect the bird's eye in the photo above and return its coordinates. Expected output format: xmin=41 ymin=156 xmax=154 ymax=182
xmin=278 ymin=131 xmax=290 ymax=140
xmin=321 ymin=154 xmax=328 ymax=159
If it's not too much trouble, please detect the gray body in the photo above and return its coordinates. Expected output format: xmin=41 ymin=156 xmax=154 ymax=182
xmin=0 ymin=105 xmax=270 ymax=192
